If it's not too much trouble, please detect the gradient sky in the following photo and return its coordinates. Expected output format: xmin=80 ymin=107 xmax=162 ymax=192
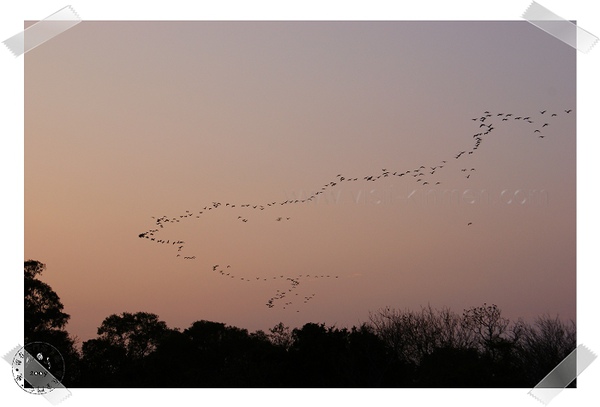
xmin=24 ymin=21 xmax=575 ymax=343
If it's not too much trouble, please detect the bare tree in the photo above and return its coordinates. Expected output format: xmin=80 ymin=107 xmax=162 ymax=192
xmin=368 ymin=305 xmax=475 ymax=365
xmin=514 ymin=315 xmax=576 ymax=383
xmin=461 ymin=303 xmax=510 ymax=359
xmin=267 ymin=322 xmax=293 ymax=350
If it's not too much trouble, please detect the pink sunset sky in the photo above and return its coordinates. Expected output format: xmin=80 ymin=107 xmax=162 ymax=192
xmin=23 ymin=20 xmax=576 ymax=344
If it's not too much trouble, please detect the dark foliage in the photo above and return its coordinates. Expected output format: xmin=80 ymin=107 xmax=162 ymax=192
xmin=26 ymin=260 xmax=576 ymax=388
xmin=24 ymin=260 xmax=81 ymax=387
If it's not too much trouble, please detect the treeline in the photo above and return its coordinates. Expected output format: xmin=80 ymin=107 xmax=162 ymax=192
xmin=25 ymin=260 xmax=576 ymax=387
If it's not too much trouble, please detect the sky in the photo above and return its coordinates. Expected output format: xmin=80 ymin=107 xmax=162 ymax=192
xmin=22 ymin=19 xmax=577 ymax=344
xmin=3 ymin=1 xmax=600 ymax=406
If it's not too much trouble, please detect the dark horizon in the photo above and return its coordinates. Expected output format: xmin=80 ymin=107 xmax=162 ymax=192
xmin=25 ymin=259 xmax=577 ymax=389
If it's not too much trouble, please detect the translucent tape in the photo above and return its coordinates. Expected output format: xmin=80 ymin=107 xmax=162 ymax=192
xmin=2 ymin=5 xmax=81 ymax=57
xmin=522 ymin=1 xmax=598 ymax=53
xmin=529 ymin=344 xmax=597 ymax=405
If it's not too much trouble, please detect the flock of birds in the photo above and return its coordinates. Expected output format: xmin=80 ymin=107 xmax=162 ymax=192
xmin=138 ymin=108 xmax=572 ymax=310
xmin=208 ymin=265 xmax=327 ymax=310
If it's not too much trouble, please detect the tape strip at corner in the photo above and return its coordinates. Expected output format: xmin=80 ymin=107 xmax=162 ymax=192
xmin=528 ymin=344 xmax=597 ymax=405
xmin=2 ymin=5 xmax=81 ymax=57
xmin=522 ymin=1 xmax=598 ymax=53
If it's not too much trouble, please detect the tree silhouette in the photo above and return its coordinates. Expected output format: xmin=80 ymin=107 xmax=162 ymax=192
xmin=79 ymin=311 xmax=171 ymax=386
xmin=24 ymin=260 xmax=70 ymax=340
xmin=267 ymin=322 xmax=293 ymax=350
xmin=368 ymin=305 xmax=476 ymax=366
xmin=461 ymin=303 xmax=511 ymax=359
xmin=514 ymin=314 xmax=576 ymax=385
xmin=172 ymin=320 xmax=286 ymax=386
xmin=367 ymin=303 xmax=559 ymax=387
xmin=25 ymin=267 xmax=575 ymax=389
xmin=24 ymin=260 xmax=80 ymax=386
xmin=95 ymin=311 xmax=169 ymax=360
